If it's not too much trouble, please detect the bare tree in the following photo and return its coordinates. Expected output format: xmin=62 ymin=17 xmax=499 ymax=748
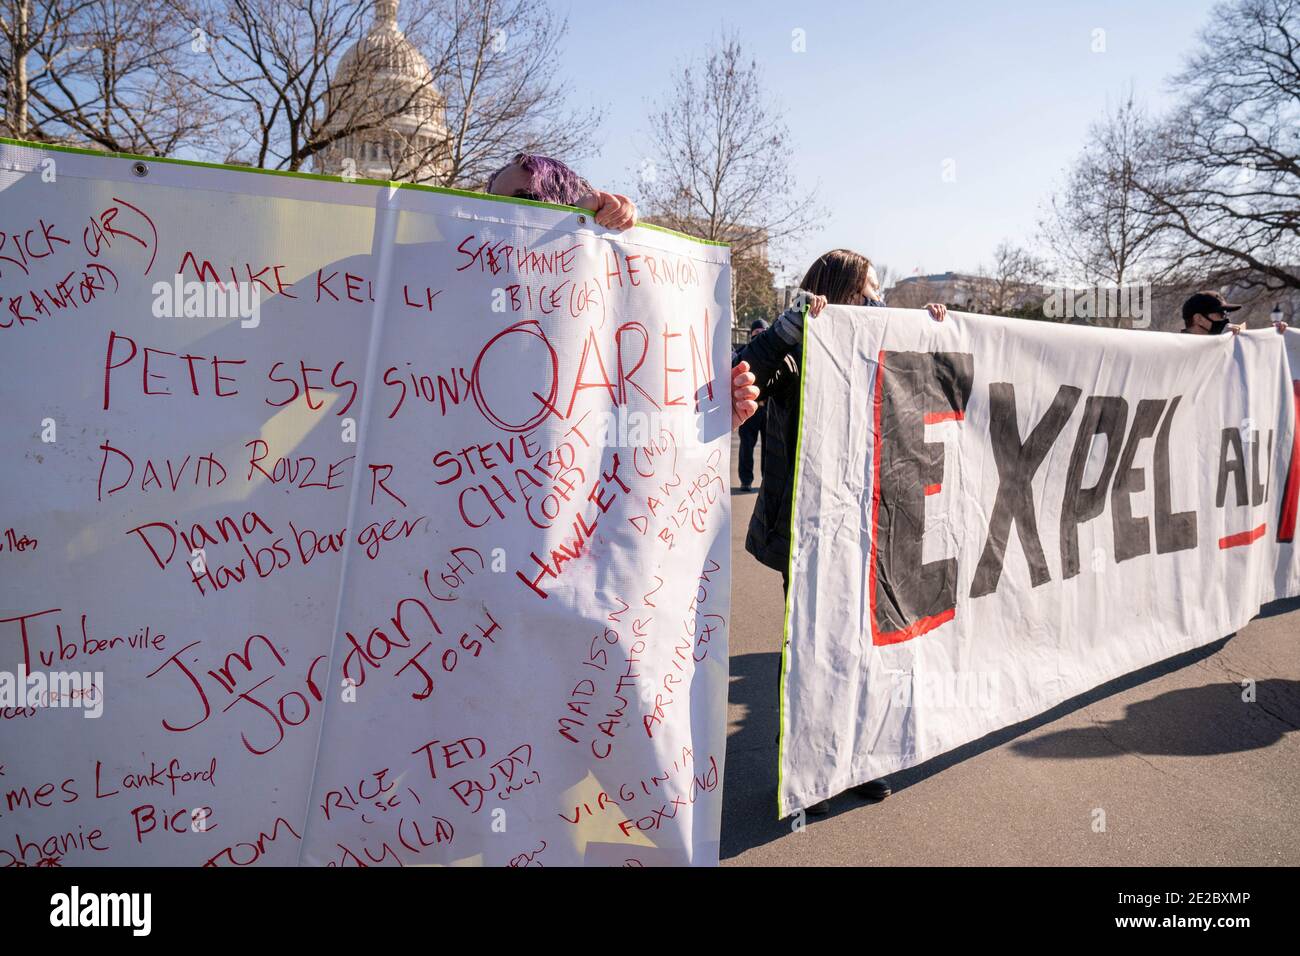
xmin=1 ymin=0 xmax=96 ymax=138
xmin=1134 ymin=0 xmax=1300 ymax=292
xmin=436 ymin=0 xmax=601 ymax=188
xmin=971 ymin=241 xmax=1051 ymax=314
xmin=873 ymin=262 xmax=897 ymax=294
xmin=1039 ymin=92 xmax=1167 ymax=288
xmin=1 ymin=0 xmax=40 ymax=135
xmin=638 ymin=35 xmax=822 ymax=310
xmin=170 ymin=0 xmax=599 ymax=186
xmin=733 ymin=252 xmax=776 ymax=325
xmin=172 ymin=0 xmax=419 ymax=171
xmin=15 ymin=0 xmax=218 ymax=153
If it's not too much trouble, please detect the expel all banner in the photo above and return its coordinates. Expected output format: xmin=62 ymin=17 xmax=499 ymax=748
xmin=779 ymin=306 xmax=1300 ymax=815
xmin=0 ymin=140 xmax=732 ymax=867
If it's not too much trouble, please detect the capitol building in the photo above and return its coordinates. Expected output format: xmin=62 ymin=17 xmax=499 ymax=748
xmin=315 ymin=0 xmax=449 ymax=183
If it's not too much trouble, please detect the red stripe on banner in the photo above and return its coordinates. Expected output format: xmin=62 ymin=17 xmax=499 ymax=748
xmin=1219 ymin=523 xmax=1267 ymax=549
xmin=875 ymin=608 xmax=957 ymax=647
xmin=868 ymin=352 xmax=954 ymax=647
xmin=924 ymin=483 xmax=942 ymax=496
xmin=868 ymin=350 xmax=886 ymax=645
xmin=924 ymin=409 xmax=964 ymax=425
xmin=1278 ymin=381 xmax=1300 ymax=543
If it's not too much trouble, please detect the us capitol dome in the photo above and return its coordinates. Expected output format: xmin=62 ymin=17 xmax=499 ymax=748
xmin=315 ymin=0 xmax=449 ymax=183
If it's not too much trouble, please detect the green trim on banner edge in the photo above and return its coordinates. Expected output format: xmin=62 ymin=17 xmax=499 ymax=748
xmin=776 ymin=302 xmax=813 ymax=821
xmin=0 ymin=136 xmax=729 ymax=249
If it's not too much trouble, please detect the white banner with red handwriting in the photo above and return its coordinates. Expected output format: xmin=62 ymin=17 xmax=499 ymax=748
xmin=0 ymin=140 xmax=732 ymax=867
xmin=779 ymin=306 xmax=1300 ymax=815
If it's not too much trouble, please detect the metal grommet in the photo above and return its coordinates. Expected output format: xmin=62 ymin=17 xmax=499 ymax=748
xmin=577 ymin=214 xmax=587 ymax=224
xmin=131 ymin=161 xmax=149 ymax=177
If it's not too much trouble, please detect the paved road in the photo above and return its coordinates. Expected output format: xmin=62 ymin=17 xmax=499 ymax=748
xmin=721 ymin=436 xmax=1300 ymax=866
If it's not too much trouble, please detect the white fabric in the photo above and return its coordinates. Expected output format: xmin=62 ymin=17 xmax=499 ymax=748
xmin=0 ymin=142 xmax=731 ymax=866
xmin=780 ymin=305 xmax=1300 ymax=815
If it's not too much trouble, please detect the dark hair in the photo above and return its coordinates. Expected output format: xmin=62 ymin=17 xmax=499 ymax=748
xmin=487 ymin=153 xmax=592 ymax=206
xmin=799 ymin=249 xmax=874 ymax=305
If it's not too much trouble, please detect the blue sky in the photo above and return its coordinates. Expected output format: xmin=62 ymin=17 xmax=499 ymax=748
xmin=557 ymin=0 xmax=1221 ymax=284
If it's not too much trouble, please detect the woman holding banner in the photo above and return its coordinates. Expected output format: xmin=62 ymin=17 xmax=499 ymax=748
xmin=733 ymin=248 xmax=946 ymax=817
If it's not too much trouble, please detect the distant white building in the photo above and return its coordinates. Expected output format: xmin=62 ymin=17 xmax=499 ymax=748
xmin=315 ymin=0 xmax=448 ymax=183
xmin=887 ymin=272 xmax=978 ymax=308
xmin=886 ymin=271 xmax=1045 ymax=312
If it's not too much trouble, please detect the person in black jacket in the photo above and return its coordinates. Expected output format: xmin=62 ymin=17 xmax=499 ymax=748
xmin=732 ymin=248 xmax=946 ymax=817
xmin=736 ymin=319 xmax=769 ymax=491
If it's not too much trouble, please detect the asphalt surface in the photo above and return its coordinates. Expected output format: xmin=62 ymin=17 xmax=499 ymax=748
xmin=721 ymin=436 xmax=1300 ymax=866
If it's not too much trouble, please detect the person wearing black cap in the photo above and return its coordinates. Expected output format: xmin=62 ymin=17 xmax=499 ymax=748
xmin=737 ymin=319 xmax=769 ymax=491
xmin=1180 ymin=291 xmax=1244 ymax=335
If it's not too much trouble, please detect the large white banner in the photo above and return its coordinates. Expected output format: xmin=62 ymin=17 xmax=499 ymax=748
xmin=0 ymin=140 xmax=732 ymax=866
xmin=780 ymin=306 xmax=1300 ymax=815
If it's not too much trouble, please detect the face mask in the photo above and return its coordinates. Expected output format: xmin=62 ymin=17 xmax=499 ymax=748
xmin=1210 ymin=318 xmax=1229 ymax=335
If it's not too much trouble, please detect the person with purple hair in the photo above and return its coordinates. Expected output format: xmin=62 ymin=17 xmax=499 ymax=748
xmin=487 ymin=152 xmax=638 ymax=230
xmin=486 ymin=152 xmax=762 ymax=430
